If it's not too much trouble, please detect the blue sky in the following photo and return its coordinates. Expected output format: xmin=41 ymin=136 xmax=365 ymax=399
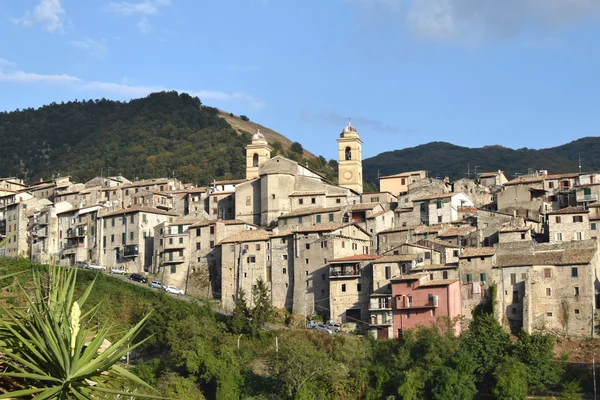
xmin=1 ymin=0 xmax=600 ymax=161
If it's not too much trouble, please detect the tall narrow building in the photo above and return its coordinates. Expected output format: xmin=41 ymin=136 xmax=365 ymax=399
xmin=245 ymin=129 xmax=272 ymax=180
xmin=337 ymin=122 xmax=363 ymax=194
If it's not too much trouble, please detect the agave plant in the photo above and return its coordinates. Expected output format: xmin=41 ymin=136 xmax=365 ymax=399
xmin=0 ymin=264 xmax=160 ymax=398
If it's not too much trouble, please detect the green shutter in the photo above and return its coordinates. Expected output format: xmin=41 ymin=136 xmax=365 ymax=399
xmin=329 ymin=213 xmax=334 ymax=222
xmin=316 ymin=215 xmax=321 ymax=223
xmin=466 ymin=274 xmax=472 ymax=283
xmin=122 ymin=232 xmax=126 ymax=245
xmin=480 ymin=273 xmax=487 ymax=282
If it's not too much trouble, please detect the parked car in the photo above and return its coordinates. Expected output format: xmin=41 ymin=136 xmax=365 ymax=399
xmin=314 ymin=323 xmax=334 ymax=334
xmin=129 ymin=273 xmax=148 ymax=283
xmin=73 ymin=261 xmax=88 ymax=269
xmin=110 ymin=267 xmax=126 ymax=275
xmin=149 ymin=280 xmax=163 ymax=289
xmin=87 ymin=263 xmax=106 ymax=271
xmin=164 ymin=286 xmax=184 ymax=295
xmin=327 ymin=321 xmax=341 ymax=333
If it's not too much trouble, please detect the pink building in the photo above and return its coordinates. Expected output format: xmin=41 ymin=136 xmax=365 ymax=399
xmin=391 ymin=273 xmax=462 ymax=337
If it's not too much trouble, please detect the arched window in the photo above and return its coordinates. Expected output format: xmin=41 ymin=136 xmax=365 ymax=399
xmin=345 ymin=147 xmax=352 ymax=160
xmin=252 ymin=153 xmax=259 ymax=167
xmin=282 ymin=268 xmax=287 ymax=275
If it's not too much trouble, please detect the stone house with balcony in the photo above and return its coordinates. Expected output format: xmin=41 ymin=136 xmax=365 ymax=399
xmin=544 ymin=173 xmax=580 ymax=209
xmin=207 ymin=191 xmax=235 ymax=220
xmin=1 ymin=197 xmax=51 ymax=258
xmin=575 ymin=184 xmax=600 ymax=208
xmin=391 ymin=273 xmax=462 ymax=337
xmin=495 ymin=240 xmax=599 ymax=336
xmin=98 ymin=206 xmax=177 ymax=274
xmin=384 ymin=242 xmax=442 ymax=266
xmin=412 ymin=193 xmax=474 ymax=226
xmin=458 ymin=247 xmax=496 ymax=324
xmin=419 ymin=238 xmax=461 ymax=265
xmin=452 ymin=178 xmax=494 ymax=208
xmin=152 ymin=217 xmax=201 ymax=293
xmin=547 ymin=207 xmax=590 ymax=243
xmin=29 ymin=202 xmax=73 ymax=264
xmin=57 ymin=205 xmax=105 ymax=266
xmin=181 ymin=187 xmax=208 ymax=217
xmin=189 ymin=219 xmax=257 ymax=297
xmin=127 ymin=189 xmax=175 ymax=212
xmin=436 ymin=225 xmax=477 ymax=247
xmin=328 ymin=254 xmax=381 ymax=327
xmin=497 ymin=175 xmax=550 ymax=218
xmin=0 ymin=177 xmax=27 ymax=192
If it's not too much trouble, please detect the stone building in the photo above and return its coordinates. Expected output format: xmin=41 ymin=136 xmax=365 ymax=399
xmin=98 ymin=206 xmax=177 ymax=273
xmin=378 ymin=170 xmax=427 ymax=197
xmin=547 ymin=207 xmax=590 ymax=243
xmin=452 ymin=178 xmax=494 ymax=208
xmin=497 ymin=175 xmax=550 ymax=218
xmin=412 ymin=193 xmax=474 ymax=225
xmin=477 ymin=170 xmax=508 ymax=188
xmin=498 ymin=225 xmax=532 ymax=243
xmin=56 ymin=205 xmax=104 ymax=266
xmin=207 ymin=191 xmax=235 ymax=220
xmin=30 ymin=202 xmax=72 ymax=264
xmin=2 ymin=197 xmax=51 ymax=258
xmin=458 ymin=247 xmax=496 ymax=323
xmin=337 ymin=122 xmax=364 ymax=194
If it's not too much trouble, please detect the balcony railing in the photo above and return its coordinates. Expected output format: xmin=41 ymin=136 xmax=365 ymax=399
xmin=369 ymin=301 xmax=392 ymax=310
xmin=65 ymin=242 xmax=85 ymax=249
xmin=162 ymin=255 xmax=185 ymax=264
xmin=330 ymin=268 xmax=361 ymax=278
xmin=163 ymin=240 xmax=187 ymax=250
xmin=123 ymin=244 xmax=139 ymax=258
xmin=577 ymin=194 xmax=598 ymax=202
xmin=33 ymin=226 xmax=48 ymax=237
xmin=67 ymin=228 xmax=87 ymax=238
xmin=395 ymin=296 xmax=438 ymax=309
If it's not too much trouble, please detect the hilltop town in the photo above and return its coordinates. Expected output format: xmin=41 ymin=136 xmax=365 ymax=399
xmin=2 ymin=122 xmax=599 ymax=340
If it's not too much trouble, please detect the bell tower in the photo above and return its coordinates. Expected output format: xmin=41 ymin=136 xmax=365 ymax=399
xmin=246 ymin=129 xmax=272 ymax=180
xmin=337 ymin=121 xmax=363 ymax=194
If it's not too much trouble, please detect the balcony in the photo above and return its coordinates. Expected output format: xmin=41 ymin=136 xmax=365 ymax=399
xmin=369 ymin=316 xmax=392 ymax=326
xmin=65 ymin=241 xmax=85 ymax=249
xmin=577 ymin=194 xmax=598 ymax=203
xmin=37 ymin=214 xmax=49 ymax=225
xmin=163 ymin=239 xmax=187 ymax=250
xmin=161 ymin=254 xmax=185 ymax=264
xmin=123 ymin=244 xmax=139 ymax=258
xmin=67 ymin=227 xmax=87 ymax=238
xmin=395 ymin=295 xmax=438 ymax=309
xmin=369 ymin=298 xmax=392 ymax=311
xmin=33 ymin=226 xmax=48 ymax=238
xmin=330 ymin=266 xmax=361 ymax=279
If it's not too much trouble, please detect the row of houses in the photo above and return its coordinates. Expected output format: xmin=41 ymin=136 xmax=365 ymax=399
xmin=2 ymin=123 xmax=600 ymax=339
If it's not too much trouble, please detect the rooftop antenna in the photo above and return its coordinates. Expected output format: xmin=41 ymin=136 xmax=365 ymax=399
xmin=466 ymin=163 xmax=471 ymax=179
xmin=579 ymin=154 xmax=583 ymax=174
xmin=473 ymin=166 xmax=480 ymax=179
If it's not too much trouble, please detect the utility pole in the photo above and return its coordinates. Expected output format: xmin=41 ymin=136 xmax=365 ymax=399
xmin=466 ymin=163 xmax=470 ymax=179
xmin=579 ymin=154 xmax=584 ymax=174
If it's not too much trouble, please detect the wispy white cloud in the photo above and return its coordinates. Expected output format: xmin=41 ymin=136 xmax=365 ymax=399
xmin=0 ymin=58 xmax=16 ymax=68
xmin=299 ymin=108 xmax=412 ymax=135
xmin=0 ymin=60 xmax=264 ymax=109
xmin=109 ymin=0 xmax=169 ymax=33
xmin=68 ymin=38 xmax=108 ymax=60
xmin=353 ymin=0 xmax=600 ymax=44
xmin=14 ymin=0 xmax=66 ymax=33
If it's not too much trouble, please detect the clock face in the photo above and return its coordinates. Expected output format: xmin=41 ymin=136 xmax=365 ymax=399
xmin=344 ymin=171 xmax=353 ymax=181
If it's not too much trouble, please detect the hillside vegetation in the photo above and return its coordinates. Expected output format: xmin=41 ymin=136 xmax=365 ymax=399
xmin=363 ymin=138 xmax=600 ymax=183
xmin=0 ymin=91 xmax=336 ymax=185
xmin=0 ymin=258 xmax=593 ymax=399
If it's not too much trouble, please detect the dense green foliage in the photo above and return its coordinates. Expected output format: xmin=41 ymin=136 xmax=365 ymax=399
xmin=0 ymin=258 xmax=587 ymax=399
xmin=363 ymin=138 xmax=600 ymax=183
xmin=0 ymin=92 xmax=336 ymax=185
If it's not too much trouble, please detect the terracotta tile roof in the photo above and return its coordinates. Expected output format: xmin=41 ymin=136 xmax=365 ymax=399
xmin=328 ymin=254 xmax=381 ymax=263
xmin=478 ymin=171 xmax=502 ymax=178
xmin=212 ymin=179 xmax=246 ymax=185
xmin=379 ymin=170 xmax=426 ymax=179
xmin=415 ymin=224 xmax=445 ymax=234
xmin=496 ymin=248 xmax=596 ymax=267
xmin=379 ymin=226 xmax=414 ymax=234
xmin=390 ymin=272 xmax=429 ymax=282
xmin=547 ymin=206 xmax=589 ymax=215
xmin=222 ymin=219 xmax=257 ymax=226
xmin=171 ymin=216 xmax=204 ymax=225
xmin=219 ymin=229 xmax=271 ymax=244
xmin=424 ymin=238 xmax=460 ymax=248
xmin=500 ymin=225 xmax=532 ymax=233
xmin=373 ymin=254 xmax=418 ymax=263
xmin=590 ymin=216 xmax=600 ymax=221
xmin=123 ymin=178 xmax=170 ymax=189
xmin=102 ymin=206 xmax=178 ymax=218
xmin=459 ymin=247 xmax=496 ymax=258
xmin=545 ymin=173 xmax=580 ymax=179
xmin=395 ymin=207 xmax=414 ymax=213
xmin=349 ymin=202 xmax=381 ymax=211
xmin=208 ymin=191 xmax=234 ymax=196
xmin=438 ymin=226 xmax=476 ymax=237
xmin=288 ymin=191 xmax=327 ymax=197
xmin=279 ymin=206 xmax=341 ymax=218
xmin=367 ymin=210 xmax=389 ymax=219
xmin=459 ymin=206 xmax=478 ymax=213
xmin=412 ymin=193 xmax=455 ymax=202
xmin=415 ymin=262 xmax=458 ymax=270
xmin=588 ymin=202 xmax=600 ymax=208
xmin=419 ymin=279 xmax=459 ymax=287
xmin=504 ymin=176 xmax=545 ymax=186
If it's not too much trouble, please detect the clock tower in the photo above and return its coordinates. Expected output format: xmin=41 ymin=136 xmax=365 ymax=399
xmin=337 ymin=121 xmax=363 ymax=194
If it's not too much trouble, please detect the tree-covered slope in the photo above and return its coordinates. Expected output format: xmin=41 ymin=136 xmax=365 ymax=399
xmin=363 ymin=138 xmax=600 ymax=183
xmin=0 ymin=91 xmax=335 ymax=185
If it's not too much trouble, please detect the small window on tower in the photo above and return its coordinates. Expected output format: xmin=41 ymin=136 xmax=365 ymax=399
xmin=345 ymin=147 xmax=351 ymax=160
xmin=252 ymin=153 xmax=259 ymax=167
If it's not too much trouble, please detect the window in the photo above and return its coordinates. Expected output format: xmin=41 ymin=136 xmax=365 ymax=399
xmin=546 ymin=288 xmax=552 ymax=296
xmin=169 ymin=238 xmax=174 ymax=245
xmin=555 ymin=216 xmax=561 ymax=223
xmin=430 ymin=273 xmax=434 ymax=280
xmin=282 ymin=254 xmax=288 ymax=260
xmin=305 ymin=271 xmax=309 ymax=276
xmin=466 ymin=274 xmax=472 ymax=283
xmin=196 ymin=228 xmax=201 ymax=236
xmin=357 ymin=283 xmax=362 ymax=292
xmin=256 ymin=244 xmax=261 ymax=251
xmin=510 ymin=273 xmax=516 ymax=285
xmin=453 ymin=250 xmax=459 ymax=257
xmin=573 ymin=216 xmax=583 ymax=223
xmin=271 ymin=194 xmax=275 ymax=200
xmin=130 ymin=214 xmax=134 ymax=223
xmin=131 ymin=232 xmax=135 ymax=241
xmin=210 ymin=241 xmax=215 ymax=248
xmin=345 ymin=146 xmax=351 ymax=160
xmin=336 ymin=198 xmax=341 ymax=204
xmin=282 ymin=268 xmax=287 ymax=274
xmin=574 ymin=287 xmax=580 ymax=296
xmin=438 ymin=216 xmax=443 ymax=223
xmin=103 ymin=236 xmax=106 ymax=248
xmin=575 ymin=309 xmax=580 ymax=314
xmin=210 ymin=226 xmax=215 ymax=234
xmin=122 ymin=216 xmax=127 ymax=225
xmin=248 ymin=256 xmax=256 ymax=263
xmin=122 ymin=232 xmax=126 ymax=245
xmin=436 ymin=200 xmax=442 ymax=209
xmin=544 ymin=268 xmax=552 ymax=278
xmin=443 ymin=271 xmax=448 ymax=279
xmin=299 ymin=199 xmax=304 ymax=205
xmin=572 ymin=267 xmax=578 ymax=277
xmin=512 ymin=307 xmax=517 ymax=314
xmin=513 ymin=291 xmax=519 ymax=303
xmin=305 ymin=258 xmax=309 ymax=264
xmin=111 ymin=218 xmax=115 ymax=227
xmin=311 ymin=198 xmax=316 ymax=204
xmin=306 ymin=281 xmax=310 ymax=287
xmin=316 ymin=215 xmax=321 ymax=223
xmin=246 ymin=196 xmax=251 ymax=206
xmin=305 ymin=244 xmax=310 ymax=250
xmin=593 ymin=223 xmax=597 ymax=230
xmin=196 ymin=243 xmax=201 ymax=250
xmin=341 ymin=284 xmax=346 ymax=292
xmin=480 ymin=273 xmax=487 ymax=282
xmin=424 ymin=252 xmax=431 ymax=260
xmin=329 ymin=213 xmax=334 ymax=222
xmin=298 ymin=216 xmax=303 ymax=224
xmin=546 ymin=312 xmax=553 ymax=317
xmin=555 ymin=232 xmax=563 ymax=242
xmin=576 ymin=232 xmax=583 ymax=241
xmin=170 ymin=265 xmax=176 ymax=274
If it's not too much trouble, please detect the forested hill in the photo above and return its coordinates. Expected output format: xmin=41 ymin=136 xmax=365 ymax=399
xmin=0 ymin=91 xmax=335 ymax=185
xmin=363 ymin=138 xmax=600 ymax=183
